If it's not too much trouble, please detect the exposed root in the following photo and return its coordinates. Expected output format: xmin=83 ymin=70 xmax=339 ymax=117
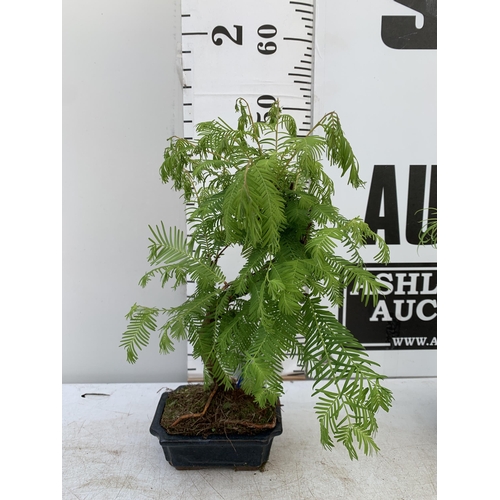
xmin=170 ymin=384 xmax=219 ymax=428
xmin=161 ymin=384 xmax=278 ymax=436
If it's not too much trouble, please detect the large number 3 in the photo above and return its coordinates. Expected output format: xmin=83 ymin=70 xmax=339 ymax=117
xmin=211 ymin=25 xmax=243 ymax=45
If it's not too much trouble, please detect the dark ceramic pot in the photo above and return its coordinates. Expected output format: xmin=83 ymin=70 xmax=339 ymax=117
xmin=150 ymin=387 xmax=283 ymax=470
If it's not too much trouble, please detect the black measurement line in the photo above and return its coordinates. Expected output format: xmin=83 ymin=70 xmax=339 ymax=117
xmin=184 ymin=137 xmax=193 ymax=140
xmin=183 ymin=68 xmax=192 ymax=72
xmin=305 ymin=25 xmax=314 ymax=29
xmin=294 ymin=80 xmax=311 ymax=85
xmin=289 ymin=72 xmax=310 ymax=78
xmin=182 ymin=50 xmax=191 ymax=54
xmin=183 ymin=85 xmax=192 ymax=89
xmin=182 ymin=32 xmax=208 ymax=36
xmin=184 ymin=120 xmax=193 ymax=123
xmin=284 ymin=37 xmax=311 ymax=43
xmin=295 ymin=9 xmax=314 ymax=14
xmin=300 ymin=60 xmax=312 ymax=64
xmin=294 ymin=66 xmax=311 ymax=71
xmin=181 ymin=14 xmax=191 ymax=17
xmin=283 ymin=107 xmax=310 ymax=111
xmin=300 ymin=88 xmax=311 ymax=92
xmin=301 ymin=17 xmax=313 ymax=22
xmin=290 ymin=1 xmax=314 ymax=6
xmin=184 ymin=103 xmax=193 ymax=106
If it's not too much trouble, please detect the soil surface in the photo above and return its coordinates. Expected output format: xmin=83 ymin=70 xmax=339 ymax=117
xmin=160 ymin=384 xmax=278 ymax=437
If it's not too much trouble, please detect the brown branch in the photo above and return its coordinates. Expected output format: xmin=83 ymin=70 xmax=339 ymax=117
xmin=170 ymin=384 xmax=219 ymax=427
xmin=212 ymin=244 xmax=231 ymax=267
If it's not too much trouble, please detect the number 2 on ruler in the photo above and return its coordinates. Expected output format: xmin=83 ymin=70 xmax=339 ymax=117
xmin=211 ymin=24 xmax=278 ymax=55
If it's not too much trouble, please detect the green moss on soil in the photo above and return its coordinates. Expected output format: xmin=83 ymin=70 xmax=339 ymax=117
xmin=160 ymin=384 xmax=278 ymax=437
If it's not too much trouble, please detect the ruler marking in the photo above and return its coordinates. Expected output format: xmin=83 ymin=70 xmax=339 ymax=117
xmin=289 ymin=72 xmax=311 ymax=78
xmin=283 ymin=37 xmax=311 ymax=43
xmin=295 ymin=9 xmax=314 ymax=14
xmin=290 ymin=1 xmax=314 ymax=6
xmin=182 ymin=32 xmax=208 ymax=36
xmin=301 ymin=17 xmax=313 ymax=21
xmin=294 ymin=80 xmax=311 ymax=84
xmin=294 ymin=66 xmax=311 ymax=71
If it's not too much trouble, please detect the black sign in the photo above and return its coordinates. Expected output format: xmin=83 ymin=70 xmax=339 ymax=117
xmin=341 ymin=262 xmax=437 ymax=350
xmin=381 ymin=0 xmax=437 ymax=50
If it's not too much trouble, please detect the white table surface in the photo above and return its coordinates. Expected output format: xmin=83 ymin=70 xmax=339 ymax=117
xmin=62 ymin=378 xmax=436 ymax=500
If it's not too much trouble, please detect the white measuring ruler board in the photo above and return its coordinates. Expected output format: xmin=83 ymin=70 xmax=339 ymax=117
xmin=182 ymin=0 xmax=315 ymax=380
xmin=181 ymin=0 xmax=437 ymax=380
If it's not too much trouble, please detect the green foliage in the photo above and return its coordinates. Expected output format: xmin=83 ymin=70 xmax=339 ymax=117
xmin=418 ymin=208 xmax=438 ymax=248
xmin=121 ymin=98 xmax=393 ymax=459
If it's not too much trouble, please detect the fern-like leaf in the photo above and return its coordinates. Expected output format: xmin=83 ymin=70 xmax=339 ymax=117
xmin=120 ymin=304 xmax=161 ymax=363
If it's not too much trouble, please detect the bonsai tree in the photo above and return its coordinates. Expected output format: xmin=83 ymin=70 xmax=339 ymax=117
xmin=121 ymin=98 xmax=393 ymax=459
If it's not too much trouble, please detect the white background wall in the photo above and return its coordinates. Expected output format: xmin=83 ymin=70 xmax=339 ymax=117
xmin=63 ymin=0 xmax=188 ymax=383
xmin=62 ymin=0 xmax=440 ymax=384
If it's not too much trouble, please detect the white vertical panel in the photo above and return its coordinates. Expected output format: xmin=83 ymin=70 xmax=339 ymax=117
xmin=63 ymin=0 xmax=188 ymax=383
xmin=314 ymin=0 xmax=437 ymax=376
